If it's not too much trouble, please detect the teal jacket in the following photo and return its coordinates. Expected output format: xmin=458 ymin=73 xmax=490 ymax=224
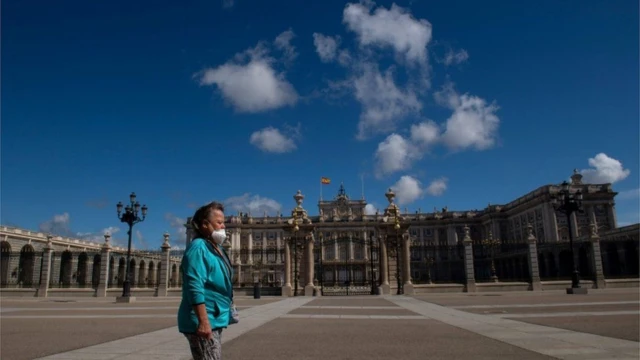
xmin=177 ymin=238 xmax=234 ymax=333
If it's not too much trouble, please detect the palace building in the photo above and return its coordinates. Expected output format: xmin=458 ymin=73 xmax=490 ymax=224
xmin=187 ymin=170 xmax=638 ymax=296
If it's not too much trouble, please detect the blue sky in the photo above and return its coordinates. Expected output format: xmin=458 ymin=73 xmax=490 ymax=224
xmin=2 ymin=0 xmax=638 ymax=249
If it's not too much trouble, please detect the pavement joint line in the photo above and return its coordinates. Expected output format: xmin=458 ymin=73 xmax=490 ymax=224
xmin=279 ymin=314 xmax=429 ymax=319
xmin=32 ymin=297 xmax=315 ymax=360
xmin=451 ymin=301 xmax=640 ymax=309
xmin=490 ymin=310 xmax=640 ymax=318
xmin=300 ymin=305 xmax=403 ymax=309
xmin=387 ymin=296 xmax=639 ymax=360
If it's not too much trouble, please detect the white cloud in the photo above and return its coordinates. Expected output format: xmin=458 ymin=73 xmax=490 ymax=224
xmin=364 ymin=203 xmax=378 ymax=215
xmin=39 ymin=212 xmax=71 ymax=235
xmin=249 ymin=126 xmax=297 ymax=153
xmin=196 ymin=41 xmax=298 ymax=113
xmin=313 ymin=33 xmax=340 ymax=62
xmin=343 ymin=1 xmax=432 ymax=65
xmin=224 ymin=193 xmax=282 ymax=216
xmin=435 ymin=81 xmax=500 ymax=151
xmin=354 ymin=63 xmax=422 ymax=139
xmin=580 ymin=153 xmax=631 ymax=184
xmin=39 ymin=212 xmax=123 ymax=245
xmin=165 ymin=213 xmax=187 ymax=245
xmin=374 ymin=133 xmax=421 ymax=178
xmin=274 ymin=29 xmax=297 ymax=64
xmin=391 ymin=175 xmax=424 ymax=205
xmin=426 ymin=177 xmax=448 ymax=196
xmin=617 ymin=188 xmax=640 ymax=200
xmin=410 ymin=120 xmax=440 ymax=148
xmin=443 ymin=48 xmax=469 ymax=66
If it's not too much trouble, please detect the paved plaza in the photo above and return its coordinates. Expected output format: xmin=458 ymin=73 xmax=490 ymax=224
xmin=0 ymin=288 xmax=638 ymax=360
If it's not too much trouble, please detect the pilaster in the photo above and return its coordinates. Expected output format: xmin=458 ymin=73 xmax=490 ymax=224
xmin=37 ymin=236 xmax=53 ymax=298
xmin=588 ymin=223 xmax=606 ymax=289
xmin=96 ymin=234 xmax=112 ymax=298
xmin=462 ymin=225 xmax=476 ymax=293
xmin=525 ymin=224 xmax=541 ymax=291
xmin=156 ymin=232 xmax=171 ymax=297
xmin=402 ymin=232 xmax=414 ymax=295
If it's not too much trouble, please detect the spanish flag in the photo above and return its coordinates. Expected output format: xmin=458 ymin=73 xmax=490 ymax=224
xmin=321 ymin=177 xmax=331 ymax=185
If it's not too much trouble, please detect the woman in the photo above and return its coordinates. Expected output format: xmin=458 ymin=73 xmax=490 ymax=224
xmin=178 ymin=201 xmax=234 ymax=360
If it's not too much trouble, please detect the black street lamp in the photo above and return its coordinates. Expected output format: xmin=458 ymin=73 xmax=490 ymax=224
xmin=116 ymin=192 xmax=148 ymax=298
xmin=369 ymin=231 xmax=376 ymax=295
xmin=482 ymin=231 xmax=500 ymax=282
xmin=551 ymin=180 xmax=584 ymax=293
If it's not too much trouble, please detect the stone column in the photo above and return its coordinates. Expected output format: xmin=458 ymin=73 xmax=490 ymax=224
xmin=156 ymin=233 xmax=171 ymax=297
xmin=96 ymin=234 xmax=112 ymax=298
xmin=304 ymin=235 xmax=315 ymax=296
xmin=546 ymin=203 xmax=559 ymax=242
xmin=607 ymin=203 xmax=618 ymax=229
xmin=379 ymin=235 xmax=390 ymax=294
xmin=587 ymin=206 xmax=598 ymax=229
xmin=402 ymin=233 xmax=414 ymax=295
xmin=282 ymin=240 xmax=292 ymax=297
xmin=247 ymin=232 xmax=253 ymax=264
xmin=588 ymin=223 xmax=606 ymax=288
xmin=462 ymin=226 xmax=476 ymax=292
xmin=37 ymin=236 xmax=54 ymax=298
xmin=525 ymin=224 xmax=542 ymax=291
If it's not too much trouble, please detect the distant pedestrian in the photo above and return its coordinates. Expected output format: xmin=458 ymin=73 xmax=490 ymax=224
xmin=178 ymin=201 xmax=234 ymax=360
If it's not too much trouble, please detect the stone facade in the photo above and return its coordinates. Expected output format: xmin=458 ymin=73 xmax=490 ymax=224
xmin=185 ymin=171 xmax=637 ymax=295
xmin=0 ymin=227 xmax=182 ymax=297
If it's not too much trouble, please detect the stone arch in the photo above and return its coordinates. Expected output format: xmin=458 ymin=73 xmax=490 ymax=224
xmin=156 ymin=262 xmax=162 ymax=287
xmin=147 ymin=261 xmax=155 ymax=287
xmin=19 ymin=244 xmax=36 ymax=287
xmin=59 ymin=250 xmax=73 ymax=287
xmin=1 ymin=241 xmax=12 ymax=286
xmin=109 ymin=256 xmax=116 ymax=287
xmin=138 ymin=260 xmax=146 ymax=287
xmin=171 ymin=263 xmax=178 ymax=286
xmin=92 ymin=254 xmax=101 ymax=288
xmin=117 ymin=258 xmax=125 ymax=286
xmin=76 ymin=252 xmax=88 ymax=287
xmin=129 ymin=258 xmax=136 ymax=285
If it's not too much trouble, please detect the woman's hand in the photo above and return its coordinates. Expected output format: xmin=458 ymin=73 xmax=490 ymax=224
xmin=196 ymin=320 xmax=213 ymax=339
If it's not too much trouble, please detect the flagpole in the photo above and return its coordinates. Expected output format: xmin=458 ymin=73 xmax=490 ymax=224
xmin=320 ymin=179 xmax=323 ymax=201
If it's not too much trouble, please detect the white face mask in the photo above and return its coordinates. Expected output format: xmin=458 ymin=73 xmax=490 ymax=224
xmin=211 ymin=229 xmax=226 ymax=245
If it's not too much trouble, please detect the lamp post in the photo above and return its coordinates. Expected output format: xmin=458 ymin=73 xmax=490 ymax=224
xmin=369 ymin=231 xmax=376 ymax=295
xmin=116 ymin=192 xmax=148 ymax=298
xmin=394 ymin=213 xmax=403 ymax=295
xmin=482 ymin=231 xmax=500 ymax=282
xmin=551 ymin=180 xmax=584 ymax=293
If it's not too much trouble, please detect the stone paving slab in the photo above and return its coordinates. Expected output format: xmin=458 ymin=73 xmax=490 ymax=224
xmin=413 ymin=288 xmax=639 ymax=307
xmin=460 ymin=303 xmax=640 ymax=315
xmin=512 ymin=314 xmax=640 ymax=342
xmin=288 ymin=307 xmax=418 ymax=316
xmin=223 ymin=318 xmax=556 ymax=360
xmin=32 ymin=297 xmax=315 ymax=360
xmin=305 ymin=297 xmax=396 ymax=307
xmin=390 ymin=296 xmax=640 ymax=360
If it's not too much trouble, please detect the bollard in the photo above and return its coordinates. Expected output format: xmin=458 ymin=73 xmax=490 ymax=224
xmin=253 ymin=283 xmax=261 ymax=299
